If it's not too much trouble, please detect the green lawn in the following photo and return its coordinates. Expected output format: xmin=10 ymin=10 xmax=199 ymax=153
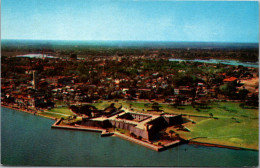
xmin=163 ymin=102 xmax=258 ymax=119
xmin=165 ymin=102 xmax=259 ymax=150
xmin=90 ymin=100 xmax=259 ymax=150
xmin=91 ymin=100 xmax=258 ymax=120
xmin=178 ymin=116 xmax=258 ymax=150
xmin=92 ymin=102 xmax=111 ymax=109
xmin=55 ymin=101 xmax=67 ymax=106
xmin=92 ymin=100 xmax=126 ymax=110
xmin=39 ymin=112 xmax=67 ymax=119
xmin=39 ymin=107 xmax=74 ymax=119
xmin=47 ymin=107 xmax=74 ymax=115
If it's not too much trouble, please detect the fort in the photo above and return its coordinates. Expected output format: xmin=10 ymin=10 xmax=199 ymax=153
xmin=51 ymin=107 xmax=185 ymax=151
xmin=83 ymin=108 xmax=183 ymax=140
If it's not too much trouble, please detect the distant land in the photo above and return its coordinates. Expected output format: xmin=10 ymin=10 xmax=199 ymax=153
xmin=1 ymin=39 xmax=259 ymax=49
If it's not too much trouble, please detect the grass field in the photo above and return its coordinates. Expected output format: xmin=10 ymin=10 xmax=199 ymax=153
xmin=48 ymin=107 xmax=73 ymax=115
xmin=39 ymin=107 xmax=74 ymax=119
xmin=177 ymin=116 xmax=258 ymax=149
xmin=164 ymin=102 xmax=259 ymax=150
xmin=92 ymin=100 xmax=259 ymax=150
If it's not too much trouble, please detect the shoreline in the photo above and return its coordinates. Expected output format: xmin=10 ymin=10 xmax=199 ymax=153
xmin=189 ymin=140 xmax=258 ymax=152
xmin=1 ymin=104 xmax=56 ymax=120
xmin=1 ymin=105 xmax=258 ymax=152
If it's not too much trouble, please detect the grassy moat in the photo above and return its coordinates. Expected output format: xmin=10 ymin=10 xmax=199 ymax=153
xmin=38 ymin=100 xmax=258 ymax=150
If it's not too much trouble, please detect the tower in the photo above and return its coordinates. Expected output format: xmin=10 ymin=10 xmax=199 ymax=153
xmin=32 ymin=70 xmax=38 ymax=90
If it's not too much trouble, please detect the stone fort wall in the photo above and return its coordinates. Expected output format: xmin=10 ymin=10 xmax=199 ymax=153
xmin=81 ymin=114 xmax=183 ymax=140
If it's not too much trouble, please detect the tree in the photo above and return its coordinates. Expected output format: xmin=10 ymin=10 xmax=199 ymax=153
xmin=220 ymin=83 xmax=237 ymax=99
xmin=198 ymin=97 xmax=210 ymax=109
xmin=68 ymin=115 xmax=73 ymax=120
xmin=70 ymin=105 xmax=79 ymax=113
xmin=169 ymin=130 xmax=175 ymax=138
xmin=245 ymin=93 xmax=258 ymax=107
xmin=130 ymin=132 xmax=136 ymax=138
xmin=175 ymin=133 xmax=180 ymax=140
xmin=129 ymin=103 xmax=133 ymax=108
xmin=110 ymin=103 xmax=115 ymax=108
xmin=79 ymin=104 xmax=97 ymax=116
xmin=151 ymin=102 xmax=162 ymax=111
xmin=70 ymin=53 xmax=77 ymax=60
xmin=73 ymin=114 xmax=77 ymax=119
xmin=239 ymin=103 xmax=245 ymax=108
xmin=79 ymin=74 xmax=88 ymax=82
xmin=238 ymin=88 xmax=249 ymax=101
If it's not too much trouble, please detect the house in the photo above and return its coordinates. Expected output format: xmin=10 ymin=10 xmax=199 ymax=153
xmin=45 ymin=77 xmax=59 ymax=84
xmin=174 ymin=89 xmax=179 ymax=95
xmin=178 ymin=86 xmax=194 ymax=96
xmin=223 ymin=77 xmax=238 ymax=84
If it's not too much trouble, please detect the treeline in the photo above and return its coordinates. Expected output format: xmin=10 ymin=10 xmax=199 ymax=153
xmin=1 ymin=42 xmax=258 ymax=62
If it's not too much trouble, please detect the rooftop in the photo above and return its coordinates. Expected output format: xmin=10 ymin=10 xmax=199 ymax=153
xmin=223 ymin=77 xmax=238 ymax=82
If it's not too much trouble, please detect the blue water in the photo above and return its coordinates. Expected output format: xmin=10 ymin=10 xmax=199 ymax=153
xmin=16 ymin=54 xmax=56 ymax=58
xmin=169 ymin=58 xmax=259 ymax=68
xmin=1 ymin=107 xmax=258 ymax=166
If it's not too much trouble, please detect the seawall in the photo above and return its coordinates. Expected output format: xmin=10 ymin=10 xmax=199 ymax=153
xmin=189 ymin=140 xmax=258 ymax=151
xmin=113 ymin=132 xmax=161 ymax=151
xmin=51 ymin=119 xmax=105 ymax=132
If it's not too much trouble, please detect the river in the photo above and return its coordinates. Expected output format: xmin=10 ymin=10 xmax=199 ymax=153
xmin=1 ymin=107 xmax=258 ymax=166
xmin=169 ymin=58 xmax=259 ymax=68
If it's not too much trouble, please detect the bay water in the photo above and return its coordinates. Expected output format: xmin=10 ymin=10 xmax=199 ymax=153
xmin=1 ymin=107 xmax=258 ymax=166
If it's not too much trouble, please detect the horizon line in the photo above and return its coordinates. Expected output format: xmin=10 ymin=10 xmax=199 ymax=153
xmin=1 ymin=38 xmax=259 ymax=44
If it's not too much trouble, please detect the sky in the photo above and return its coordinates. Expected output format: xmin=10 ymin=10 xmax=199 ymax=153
xmin=1 ymin=0 xmax=259 ymax=42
